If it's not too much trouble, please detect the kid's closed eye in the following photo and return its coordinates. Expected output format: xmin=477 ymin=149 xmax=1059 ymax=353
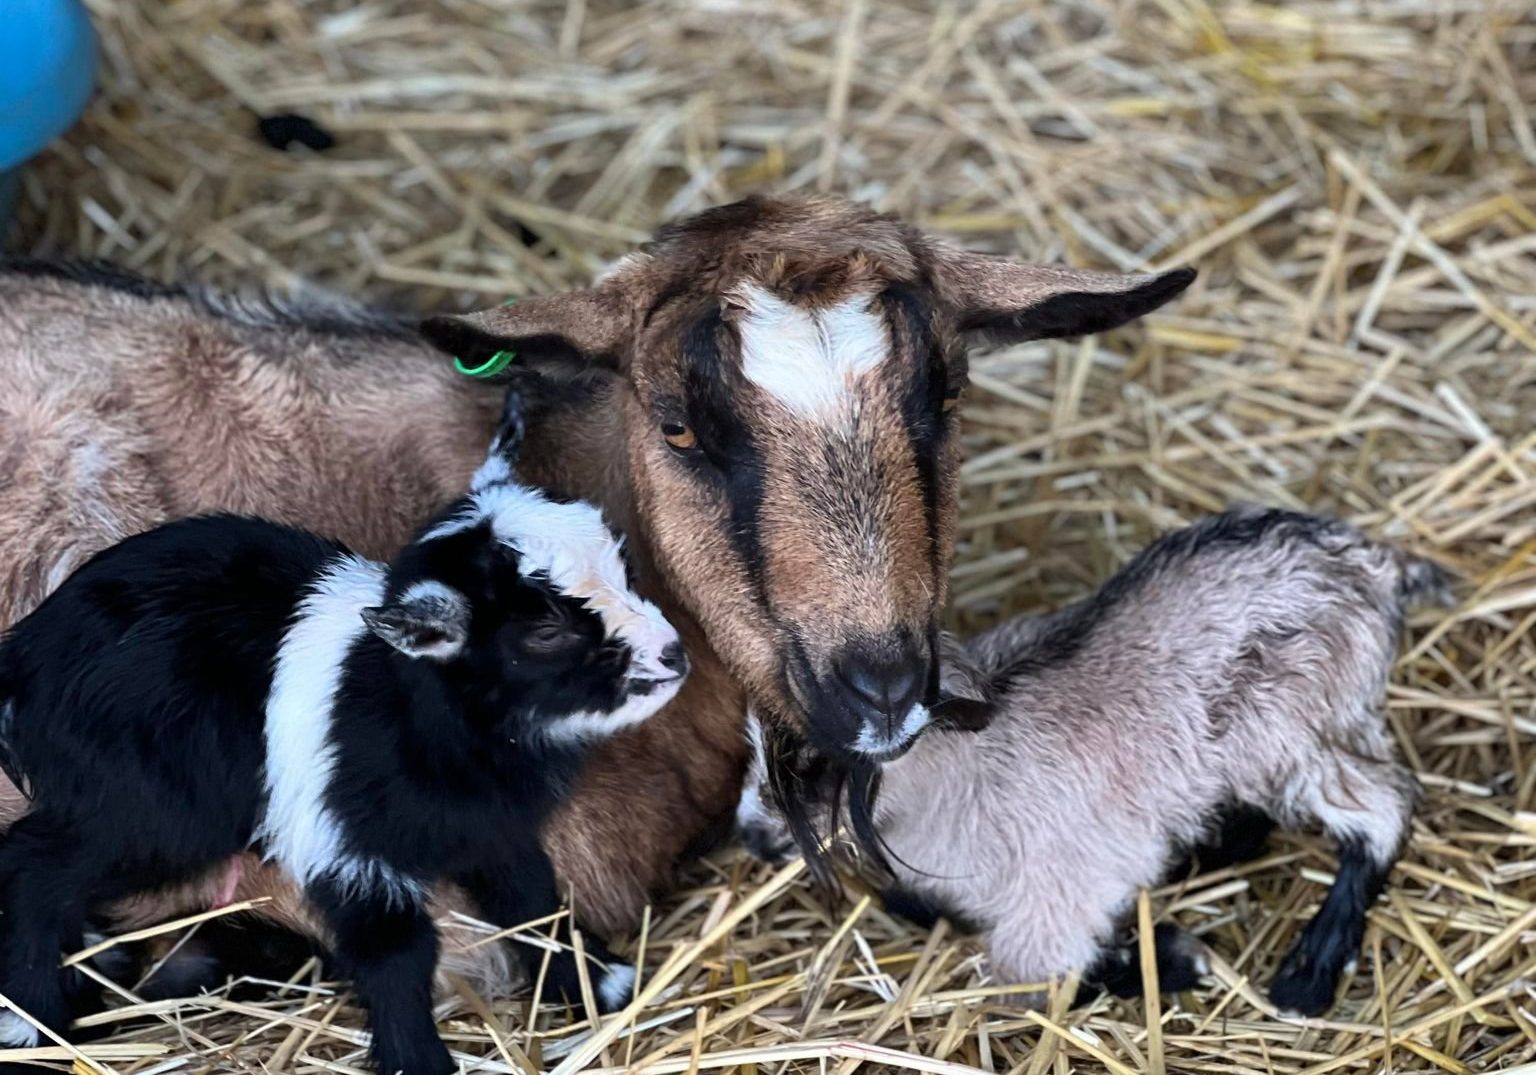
xmin=523 ymin=621 xmax=583 ymax=654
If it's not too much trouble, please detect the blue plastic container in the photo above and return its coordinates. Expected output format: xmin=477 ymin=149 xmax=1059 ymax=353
xmin=0 ymin=0 xmax=99 ymax=231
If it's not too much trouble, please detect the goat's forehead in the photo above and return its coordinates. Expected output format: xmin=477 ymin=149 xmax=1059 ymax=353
xmin=731 ymin=283 xmax=891 ymax=419
xmin=636 ymin=273 xmax=937 ymax=418
xmin=643 ymin=196 xmax=923 ymax=271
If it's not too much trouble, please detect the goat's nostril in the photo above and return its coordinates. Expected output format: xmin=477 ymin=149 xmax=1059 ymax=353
xmin=658 ymin=641 xmax=688 ymax=676
xmin=836 ymin=656 xmax=921 ymax=718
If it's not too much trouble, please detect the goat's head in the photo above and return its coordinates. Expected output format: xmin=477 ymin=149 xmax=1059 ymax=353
xmin=366 ymin=385 xmax=687 ymax=742
xmin=422 ymin=195 xmax=1192 ymax=763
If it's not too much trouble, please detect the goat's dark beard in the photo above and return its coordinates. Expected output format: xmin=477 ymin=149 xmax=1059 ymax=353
xmin=764 ymin=723 xmax=919 ymax=897
xmin=765 ymin=723 xmax=840 ymax=892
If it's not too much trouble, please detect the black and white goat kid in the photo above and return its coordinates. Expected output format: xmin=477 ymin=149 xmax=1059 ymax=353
xmin=0 ymin=388 xmax=686 ymax=1075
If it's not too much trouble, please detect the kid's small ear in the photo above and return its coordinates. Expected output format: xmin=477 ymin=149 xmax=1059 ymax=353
xmin=362 ymin=584 xmax=469 ymax=661
xmin=932 ymin=632 xmax=994 ymax=732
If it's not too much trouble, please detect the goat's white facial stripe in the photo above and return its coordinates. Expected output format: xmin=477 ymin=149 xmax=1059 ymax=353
xmin=258 ymin=555 xmax=386 ymax=890
xmin=736 ymin=283 xmax=887 ymax=418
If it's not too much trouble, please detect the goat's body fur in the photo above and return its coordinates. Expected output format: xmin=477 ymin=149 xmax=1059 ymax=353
xmin=0 ymin=412 xmax=674 ymax=1071
xmin=891 ymin=510 xmax=1434 ymax=1009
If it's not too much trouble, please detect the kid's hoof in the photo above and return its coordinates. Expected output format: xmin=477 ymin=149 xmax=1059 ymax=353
xmin=1083 ymin=924 xmax=1210 ymax=1001
xmin=1154 ymin=924 xmax=1210 ymax=993
xmin=0 ymin=1011 xmax=40 ymax=1049
xmin=1268 ymin=954 xmax=1337 ymax=1017
xmin=596 ymin=961 xmax=637 ymax=1012
xmin=541 ymin=953 xmax=635 ymax=1014
xmin=739 ymin=822 xmax=796 ymax=866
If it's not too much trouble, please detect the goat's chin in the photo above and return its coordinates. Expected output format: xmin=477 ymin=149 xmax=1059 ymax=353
xmin=854 ymin=739 xmax=917 ymax=765
xmin=815 ymin=705 xmax=930 ymax=766
xmin=532 ymin=674 xmax=685 ymax=746
xmin=627 ymin=672 xmax=686 ymax=722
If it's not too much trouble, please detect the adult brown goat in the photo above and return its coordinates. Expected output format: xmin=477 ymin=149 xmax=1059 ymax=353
xmin=0 ymin=195 xmax=1194 ymax=996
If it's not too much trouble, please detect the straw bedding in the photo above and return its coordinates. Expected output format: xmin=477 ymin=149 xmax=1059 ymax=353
xmin=8 ymin=1 xmax=1536 ymax=1072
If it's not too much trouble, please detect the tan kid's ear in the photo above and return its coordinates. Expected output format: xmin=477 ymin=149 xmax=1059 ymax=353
xmin=419 ymin=288 xmax=636 ymax=374
xmin=932 ymin=631 xmax=995 ymax=733
xmin=933 ymin=246 xmax=1196 ymax=344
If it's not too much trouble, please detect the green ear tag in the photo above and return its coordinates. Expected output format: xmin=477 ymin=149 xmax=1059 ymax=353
xmin=453 ymin=297 xmax=518 ymax=378
xmin=454 ymin=350 xmax=516 ymax=378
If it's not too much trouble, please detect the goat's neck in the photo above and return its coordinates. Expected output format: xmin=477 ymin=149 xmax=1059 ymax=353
xmin=518 ymin=379 xmax=671 ymax=616
xmin=517 ymin=376 xmax=734 ymax=705
xmin=519 ymin=378 xmax=637 ymax=530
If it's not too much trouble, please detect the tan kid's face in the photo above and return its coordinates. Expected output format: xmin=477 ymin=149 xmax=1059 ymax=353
xmin=421 ymin=195 xmax=1194 ymax=763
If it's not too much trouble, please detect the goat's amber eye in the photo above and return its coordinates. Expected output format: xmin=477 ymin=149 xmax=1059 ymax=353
xmin=662 ymin=421 xmax=697 ymax=450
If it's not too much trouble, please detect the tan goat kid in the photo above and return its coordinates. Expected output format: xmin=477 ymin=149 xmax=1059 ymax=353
xmin=0 ymin=196 xmax=1194 ymax=996
xmin=737 ymin=507 xmax=1444 ymax=1017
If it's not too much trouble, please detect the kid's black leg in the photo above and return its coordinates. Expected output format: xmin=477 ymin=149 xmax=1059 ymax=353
xmin=1079 ymin=924 xmax=1209 ymax=1003
xmin=879 ymin=885 xmax=984 ymax=933
xmin=1269 ymin=835 xmax=1389 ymax=1016
xmin=457 ymin=850 xmax=634 ymax=1014
xmin=880 ymin=886 xmax=945 ymax=930
xmin=0 ymin=815 xmax=93 ymax=1056
xmin=309 ymin=877 xmax=449 ymax=1075
xmin=1166 ymin=802 xmax=1277 ymax=880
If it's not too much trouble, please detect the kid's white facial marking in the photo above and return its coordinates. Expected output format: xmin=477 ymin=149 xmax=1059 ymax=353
xmin=538 ymin=673 xmax=685 ymax=744
xmin=423 ymin=452 xmax=681 ymax=679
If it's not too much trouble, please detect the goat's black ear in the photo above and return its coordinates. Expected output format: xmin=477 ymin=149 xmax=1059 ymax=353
xmin=420 ymin=288 xmax=635 ymax=375
xmin=931 ymin=632 xmax=994 ymax=732
xmin=362 ymin=585 xmax=469 ymax=661
xmin=933 ymin=245 xmax=1195 ymax=344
